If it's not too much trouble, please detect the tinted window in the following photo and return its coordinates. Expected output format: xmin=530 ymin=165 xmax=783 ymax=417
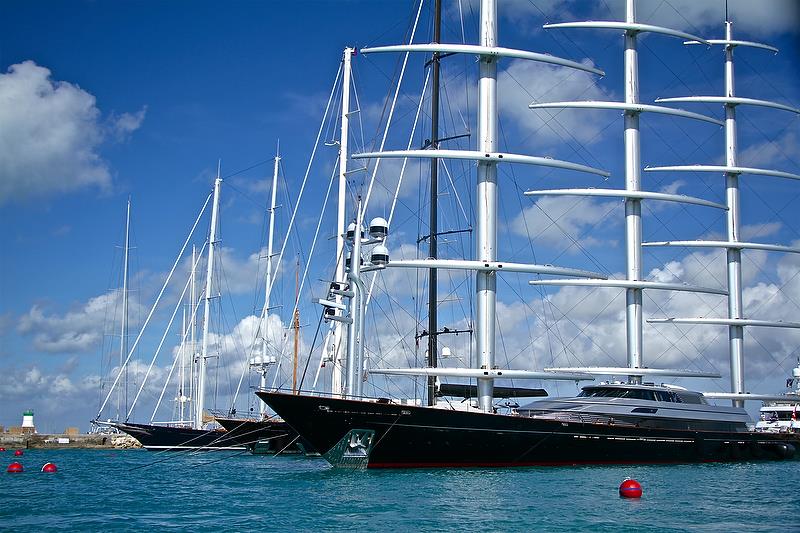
xmin=676 ymin=392 xmax=703 ymax=405
xmin=654 ymin=390 xmax=673 ymax=402
xmin=580 ymin=387 xmax=661 ymax=400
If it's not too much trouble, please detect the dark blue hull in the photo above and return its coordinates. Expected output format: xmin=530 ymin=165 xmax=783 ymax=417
xmin=257 ymin=391 xmax=798 ymax=468
xmin=113 ymin=421 xmax=245 ymax=451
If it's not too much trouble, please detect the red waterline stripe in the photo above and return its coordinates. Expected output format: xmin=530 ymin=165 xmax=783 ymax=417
xmin=366 ymin=459 xmax=723 ymax=468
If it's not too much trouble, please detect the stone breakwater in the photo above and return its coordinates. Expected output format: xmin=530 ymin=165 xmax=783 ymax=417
xmin=0 ymin=433 xmax=141 ymax=449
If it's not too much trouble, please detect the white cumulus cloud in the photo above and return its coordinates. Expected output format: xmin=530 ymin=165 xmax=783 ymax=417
xmin=0 ymin=60 xmax=145 ymax=205
xmin=110 ymin=107 xmax=148 ymax=141
xmin=630 ymin=0 xmax=800 ymax=36
xmin=17 ymin=291 xmax=144 ymax=354
xmin=499 ymin=58 xmax=612 ymax=148
xmin=511 ymin=195 xmax=620 ymax=250
xmin=504 ymin=0 xmax=799 ymax=36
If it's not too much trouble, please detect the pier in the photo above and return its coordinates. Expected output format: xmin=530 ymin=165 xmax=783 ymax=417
xmin=0 ymin=433 xmax=140 ymax=450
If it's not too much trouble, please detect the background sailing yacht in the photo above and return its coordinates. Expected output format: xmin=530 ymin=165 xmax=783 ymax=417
xmin=92 ymin=198 xmax=135 ymax=434
xmin=215 ymin=148 xmax=307 ymax=454
xmin=95 ymin=169 xmax=249 ymax=449
xmin=94 ymin=152 xmax=325 ymax=450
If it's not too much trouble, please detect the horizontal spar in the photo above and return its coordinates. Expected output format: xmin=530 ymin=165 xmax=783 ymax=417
xmin=544 ymin=366 xmax=721 ymax=378
xmin=684 ymin=39 xmax=778 ymax=53
xmin=528 ymin=278 xmax=727 ymax=296
xmin=702 ymin=392 xmax=800 ymax=402
xmin=359 ymin=43 xmax=604 ymax=76
xmin=438 ymin=384 xmax=548 ymax=398
xmin=529 ymin=101 xmax=723 ymax=126
xmin=656 ymin=96 xmax=800 ymax=115
xmin=643 ymin=240 xmax=800 ymax=255
xmin=382 ymin=258 xmax=606 ymax=279
xmin=645 ymin=165 xmax=800 ymax=181
xmin=369 ymin=367 xmax=594 ymax=381
xmin=648 ymin=317 xmax=800 ymax=329
xmin=353 ymin=149 xmax=610 ymax=177
xmin=544 ymin=21 xmax=710 ymax=46
xmin=524 ymin=188 xmax=727 ymax=210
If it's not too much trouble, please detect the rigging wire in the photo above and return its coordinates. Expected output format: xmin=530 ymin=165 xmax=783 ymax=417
xmin=128 ymin=237 xmax=210 ymax=420
xmin=360 ymin=0 xmax=426 ymax=217
xmin=97 ymin=192 xmax=212 ymax=419
xmin=520 ymin=0 xmax=732 ymax=380
xmin=243 ymin=60 xmax=343 ymax=388
xmin=150 ymin=248 xmax=207 ymax=421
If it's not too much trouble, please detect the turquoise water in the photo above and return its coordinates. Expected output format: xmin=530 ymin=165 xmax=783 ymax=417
xmin=1 ymin=449 xmax=798 ymax=532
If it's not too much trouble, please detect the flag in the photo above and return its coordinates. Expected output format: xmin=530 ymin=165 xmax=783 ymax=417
xmin=793 ymin=404 xmax=797 ymax=422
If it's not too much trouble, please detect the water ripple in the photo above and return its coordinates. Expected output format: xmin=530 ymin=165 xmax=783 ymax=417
xmin=1 ymin=449 xmax=798 ymax=531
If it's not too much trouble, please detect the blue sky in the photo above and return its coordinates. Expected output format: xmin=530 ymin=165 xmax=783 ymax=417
xmin=1 ymin=0 xmax=798 ymax=431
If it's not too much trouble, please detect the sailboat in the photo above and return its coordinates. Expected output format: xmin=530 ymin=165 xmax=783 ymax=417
xmin=215 ymin=149 xmax=305 ymax=454
xmin=95 ymin=168 xmax=246 ymax=450
xmin=91 ymin=197 xmax=134 ymax=436
xmin=257 ymin=0 xmax=800 ymax=467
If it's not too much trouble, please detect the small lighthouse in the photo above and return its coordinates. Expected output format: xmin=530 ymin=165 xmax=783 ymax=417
xmin=21 ymin=409 xmax=36 ymax=434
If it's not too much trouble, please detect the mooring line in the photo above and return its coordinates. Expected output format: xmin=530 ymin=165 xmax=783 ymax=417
xmin=273 ymin=435 xmax=301 ymax=457
xmin=129 ymin=422 xmax=272 ymax=470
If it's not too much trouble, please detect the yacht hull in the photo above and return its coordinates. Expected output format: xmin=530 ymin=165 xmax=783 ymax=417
xmin=112 ymin=421 xmax=245 ymax=451
xmin=214 ymin=417 xmax=308 ymax=454
xmin=257 ymin=391 xmax=797 ymax=468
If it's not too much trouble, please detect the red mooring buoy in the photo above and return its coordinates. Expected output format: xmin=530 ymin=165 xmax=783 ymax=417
xmin=7 ymin=462 xmax=23 ymax=473
xmin=41 ymin=462 xmax=58 ymax=473
xmin=0 ymin=447 xmax=6 ymax=451
xmin=619 ymin=479 xmax=643 ymax=498
xmin=13 ymin=450 xmax=23 ymax=457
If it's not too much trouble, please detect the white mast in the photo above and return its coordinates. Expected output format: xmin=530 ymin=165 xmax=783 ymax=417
xmin=331 ymin=47 xmax=354 ymax=398
xmin=623 ymin=0 xmax=643 ymax=384
xmin=179 ymin=306 xmax=186 ymax=423
xmin=196 ymin=165 xmax=222 ymax=430
xmin=117 ymin=197 xmax=131 ymax=420
xmin=259 ymin=145 xmax=281 ymax=416
xmin=475 ymin=0 xmax=498 ymax=412
xmin=189 ymin=244 xmax=197 ymax=419
xmin=723 ymin=20 xmax=745 ymax=406
xmin=179 ymin=246 xmax=197 ymax=424
xmin=345 ymin=200 xmax=365 ymax=398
